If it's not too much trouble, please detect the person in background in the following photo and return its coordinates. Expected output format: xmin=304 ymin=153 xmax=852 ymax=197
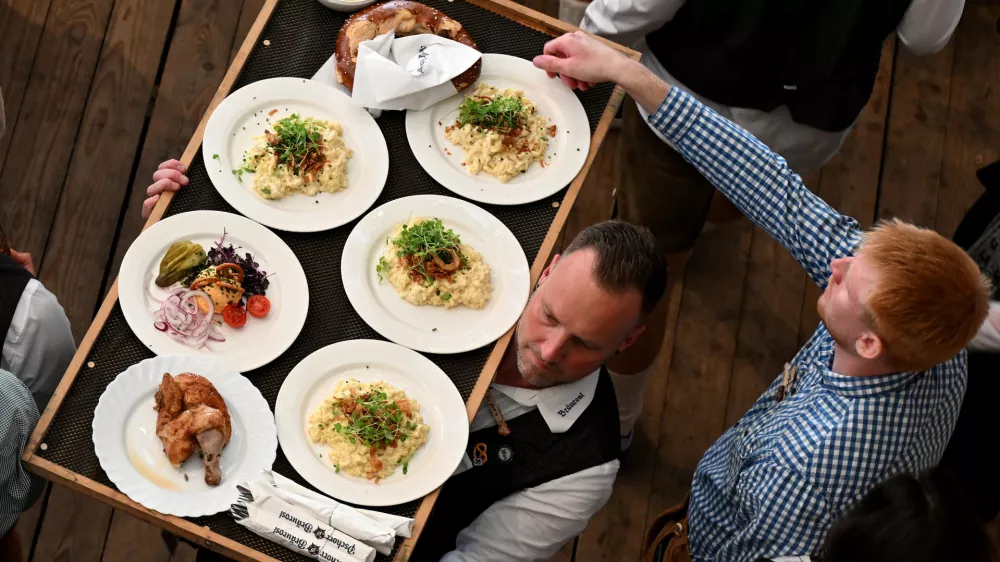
xmin=0 ymin=86 xmax=76 ymax=557
xmin=938 ymin=158 xmax=1000 ymax=523
xmin=749 ymin=468 xmax=994 ymax=562
xmin=564 ymin=0 xmax=966 ymax=450
xmin=533 ymin=32 xmax=991 ymax=560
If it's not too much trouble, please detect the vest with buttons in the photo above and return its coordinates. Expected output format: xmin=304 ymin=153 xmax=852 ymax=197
xmin=0 ymin=253 xmax=31 ymax=356
xmin=645 ymin=0 xmax=912 ymax=133
xmin=412 ymin=368 xmax=620 ymax=560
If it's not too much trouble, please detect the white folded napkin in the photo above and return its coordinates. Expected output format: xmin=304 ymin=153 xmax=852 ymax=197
xmin=263 ymin=470 xmax=412 ymax=554
xmin=351 ymin=31 xmax=480 ymax=111
xmin=233 ymin=479 xmax=377 ymax=562
xmin=232 ymin=501 xmax=366 ymax=562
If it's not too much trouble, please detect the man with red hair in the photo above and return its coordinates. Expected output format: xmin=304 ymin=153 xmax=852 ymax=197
xmin=533 ymin=33 xmax=991 ymax=561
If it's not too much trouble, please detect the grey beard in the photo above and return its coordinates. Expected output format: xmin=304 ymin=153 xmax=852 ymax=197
xmin=514 ymin=343 xmax=559 ymax=389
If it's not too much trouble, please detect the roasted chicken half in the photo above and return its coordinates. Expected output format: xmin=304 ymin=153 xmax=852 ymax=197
xmin=153 ymin=372 xmax=232 ymax=485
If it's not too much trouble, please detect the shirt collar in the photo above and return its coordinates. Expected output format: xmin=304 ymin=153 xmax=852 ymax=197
xmin=491 ymin=369 xmax=601 ymax=433
xmin=812 ymin=325 xmax=919 ymax=398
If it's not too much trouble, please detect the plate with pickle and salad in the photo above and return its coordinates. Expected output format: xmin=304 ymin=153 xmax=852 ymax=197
xmin=119 ymin=210 xmax=309 ymax=373
xmin=405 ymin=54 xmax=591 ymax=205
xmin=202 ymin=77 xmax=389 ymax=232
xmin=341 ymin=195 xmax=530 ymax=354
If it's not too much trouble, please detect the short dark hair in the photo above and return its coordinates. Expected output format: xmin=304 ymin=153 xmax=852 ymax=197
xmin=823 ymin=468 xmax=994 ymax=562
xmin=562 ymin=220 xmax=667 ymax=316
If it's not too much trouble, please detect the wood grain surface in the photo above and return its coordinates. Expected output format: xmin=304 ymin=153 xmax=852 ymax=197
xmin=107 ymin=0 xmax=246 ymax=287
xmin=0 ymin=0 xmax=53 ymax=175
xmin=0 ymin=0 xmax=115 ymax=260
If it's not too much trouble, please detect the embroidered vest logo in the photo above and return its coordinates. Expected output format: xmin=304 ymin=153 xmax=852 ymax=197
xmin=557 ymin=392 xmax=586 ymax=417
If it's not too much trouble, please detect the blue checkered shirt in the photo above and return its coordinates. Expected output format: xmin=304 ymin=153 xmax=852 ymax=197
xmin=649 ymin=88 xmax=967 ymax=561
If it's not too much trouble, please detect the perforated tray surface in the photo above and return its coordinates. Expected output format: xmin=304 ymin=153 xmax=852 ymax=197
xmin=37 ymin=0 xmax=614 ymax=559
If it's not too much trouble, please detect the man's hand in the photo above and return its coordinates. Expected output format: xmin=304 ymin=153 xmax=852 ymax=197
xmin=10 ymin=250 xmax=36 ymax=276
xmin=142 ymin=159 xmax=188 ymax=219
xmin=533 ymin=32 xmax=671 ymax=114
xmin=532 ymin=32 xmax=627 ymax=91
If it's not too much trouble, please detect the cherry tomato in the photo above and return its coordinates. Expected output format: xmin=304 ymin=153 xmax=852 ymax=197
xmin=247 ymin=295 xmax=271 ymax=319
xmin=223 ymin=303 xmax=247 ymax=328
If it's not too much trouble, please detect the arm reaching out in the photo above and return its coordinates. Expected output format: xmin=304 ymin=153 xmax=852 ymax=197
xmin=532 ymin=32 xmax=669 ymax=110
xmin=533 ymin=33 xmax=863 ymax=285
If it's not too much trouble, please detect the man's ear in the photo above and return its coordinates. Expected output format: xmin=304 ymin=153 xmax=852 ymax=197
xmin=855 ymin=330 xmax=883 ymax=361
xmin=537 ymin=254 xmax=560 ymax=287
xmin=617 ymin=324 xmax=646 ymax=354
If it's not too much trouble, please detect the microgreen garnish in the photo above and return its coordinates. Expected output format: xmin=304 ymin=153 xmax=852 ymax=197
xmin=391 ymin=219 xmax=465 ymax=285
xmin=458 ymin=94 xmax=524 ymax=132
xmin=376 ymin=256 xmax=390 ymax=283
xmin=268 ymin=114 xmax=326 ymax=175
xmin=333 ymin=390 xmax=416 ymax=449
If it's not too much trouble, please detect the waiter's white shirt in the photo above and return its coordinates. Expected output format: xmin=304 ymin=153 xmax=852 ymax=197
xmin=2 ymin=279 xmax=75 ymax=410
xmin=442 ymin=369 xmax=620 ymax=562
xmin=581 ymin=0 xmax=965 ymax=172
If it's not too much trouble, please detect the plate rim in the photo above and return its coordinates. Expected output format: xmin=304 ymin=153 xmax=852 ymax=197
xmin=341 ymin=194 xmax=530 ymax=354
xmin=92 ymin=355 xmax=278 ymax=517
xmin=202 ymin=76 xmax=389 ymax=232
xmin=118 ymin=210 xmax=309 ymax=373
xmin=404 ymin=53 xmax=591 ymax=206
xmin=274 ymin=339 xmax=470 ymax=506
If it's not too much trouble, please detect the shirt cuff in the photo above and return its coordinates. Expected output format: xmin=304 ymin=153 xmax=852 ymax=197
xmin=647 ymin=87 xmax=702 ymax=145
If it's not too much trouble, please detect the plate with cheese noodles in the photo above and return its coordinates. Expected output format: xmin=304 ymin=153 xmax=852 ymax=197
xmin=275 ymin=340 xmax=468 ymax=506
xmin=405 ymin=54 xmax=590 ymax=205
xmin=202 ymin=77 xmax=388 ymax=232
xmin=341 ymin=195 xmax=530 ymax=354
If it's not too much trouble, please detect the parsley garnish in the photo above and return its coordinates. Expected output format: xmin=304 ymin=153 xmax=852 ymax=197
xmin=212 ymin=153 xmax=219 ymax=160
xmin=458 ymin=94 xmax=524 ymax=132
xmin=440 ymin=292 xmax=452 ymax=301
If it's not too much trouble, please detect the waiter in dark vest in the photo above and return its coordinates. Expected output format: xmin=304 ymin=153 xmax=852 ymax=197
xmin=573 ymin=0 xmax=966 ymax=459
xmin=413 ymin=220 xmax=667 ymax=561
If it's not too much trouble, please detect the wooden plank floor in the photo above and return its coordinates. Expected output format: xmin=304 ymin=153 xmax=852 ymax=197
xmin=1 ymin=0 xmax=997 ymax=559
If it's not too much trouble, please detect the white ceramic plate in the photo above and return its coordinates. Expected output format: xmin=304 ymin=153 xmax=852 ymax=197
xmin=275 ymin=340 xmax=468 ymax=506
xmin=119 ymin=210 xmax=308 ymax=373
xmin=342 ymin=195 xmax=529 ymax=354
xmin=93 ymin=355 xmax=277 ymax=517
xmin=405 ymin=54 xmax=591 ymax=205
xmin=203 ymin=77 xmax=389 ymax=232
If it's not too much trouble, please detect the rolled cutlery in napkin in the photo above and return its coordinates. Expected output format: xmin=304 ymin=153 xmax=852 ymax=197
xmin=235 ymin=480 xmax=376 ymax=562
xmin=263 ymin=470 xmax=405 ymax=555
xmin=351 ymin=31 xmax=481 ymax=111
xmin=232 ymin=502 xmax=366 ymax=562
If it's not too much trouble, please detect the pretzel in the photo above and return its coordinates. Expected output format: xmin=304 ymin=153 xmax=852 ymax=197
xmin=335 ymin=1 xmax=481 ymax=92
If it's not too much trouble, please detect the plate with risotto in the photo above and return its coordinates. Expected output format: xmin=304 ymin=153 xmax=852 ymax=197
xmin=342 ymin=195 xmax=530 ymax=354
xmin=203 ymin=77 xmax=389 ymax=232
xmin=405 ymin=54 xmax=590 ymax=205
xmin=275 ymin=340 xmax=468 ymax=506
